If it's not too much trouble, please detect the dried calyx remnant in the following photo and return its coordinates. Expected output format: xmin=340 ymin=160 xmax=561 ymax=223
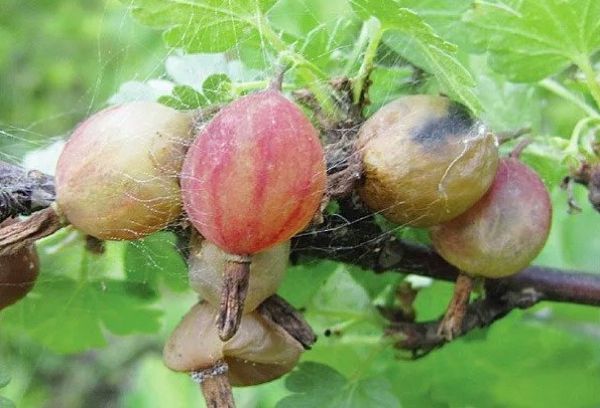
xmin=566 ymin=162 xmax=600 ymax=213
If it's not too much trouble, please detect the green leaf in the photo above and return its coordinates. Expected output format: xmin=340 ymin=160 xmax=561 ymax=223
xmin=352 ymin=0 xmax=482 ymax=113
xmin=130 ymin=0 xmax=277 ymax=53
xmin=0 ymin=398 xmax=14 ymax=408
xmin=0 ymin=365 xmax=9 ymax=389
xmin=157 ymin=95 xmax=189 ymax=110
xmin=311 ymin=267 xmax=374 ymax=320
xmin=0 ymin=278 xmax=162 ymax=354
xmin=278 ymin=260 xmax=338 ymax=309
xmin=536 ymin=186 xmax=600 ymax=272
xmin=394 ymin=0 xmax=473 ymax=47
xmin=268 ymin=0 xmax=360 ymax=72
xmin=173 ymin=85 xmax=210 ymax=108
xmin=365 ymin=64 xmax=414 ymax=112
xmin=202 ymin=74 xmax=233 ymax=103
xmin=465 ymin=0 xmax=600 ymax=82
xmin=472 ymin=60 xmax=544 ymax=133
xmin=347 ymin=265 xmax=402 ymax=300
xmin=124 ymin=232 xmax=189 ymax=296
xmin=278 ymin=362 xmax=400 ymax=408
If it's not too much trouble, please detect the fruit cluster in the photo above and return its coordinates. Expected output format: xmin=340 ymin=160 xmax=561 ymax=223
xmin=357 ymin=95 xmax=551 ymax=280
xmin=357 ymin=95 xmax=552 ymax=338
xmin=2 ymin=85 xmax=554 ymax=406
xmin=54 ymin=87 xmax=324 ymax=405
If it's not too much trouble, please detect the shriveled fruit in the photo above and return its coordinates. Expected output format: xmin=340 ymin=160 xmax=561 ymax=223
xmin=357 ymin=95 xmax=499 ymax=227
xmin=430 ymin=158 xmax=552 ymax=278
xmin=181 ymin=89 xmax=326 ymax=255
xmin=189 ymin=238 xmax=290 ymax=313
xmin=0 ymin=218 xmax=39 ymax=310
xmin=55 ymin=101 xmax=193 ymax=240
xmin=163 ymin=301 xmax=303 ymax=386
xmin=181 ymin=88 xmax=326 ymax=340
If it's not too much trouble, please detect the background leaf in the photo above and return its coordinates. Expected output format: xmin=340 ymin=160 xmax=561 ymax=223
xmin=352 ymin=0 xmax=482 ymax=113
xmin=130 ymin=0 xmax=278 ymax=53
xmin=465 ymin=0 xmax=600 ymax=81
xmin=278 ymin=362 xmax=400 ymax=408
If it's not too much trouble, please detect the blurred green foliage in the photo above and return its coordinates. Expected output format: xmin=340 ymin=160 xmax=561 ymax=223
xmin=0 ymin=0 xmax=164 ymax=157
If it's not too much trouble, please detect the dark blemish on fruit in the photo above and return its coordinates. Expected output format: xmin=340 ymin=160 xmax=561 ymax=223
xmin=412 ymin=102 xmax=474 ymax=147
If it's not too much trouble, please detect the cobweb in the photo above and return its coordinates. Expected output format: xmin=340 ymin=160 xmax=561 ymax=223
xmin=0 ymin=1 xmax=461 ymax=406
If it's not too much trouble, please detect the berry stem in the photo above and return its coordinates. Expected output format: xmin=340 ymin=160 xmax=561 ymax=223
xmin=217 ymin=254 xmax=252 ymax=341
xmin=437 ymin=273 xmax=473 ymax=340
xmin=539 ymin=78 xmax=600 ymax=118
xmin=191 ymin=361 xmax=235 ymax=408
xmin=509 ymin=138 xmax=533 ymax=159
xmin=576 ymin=56 xmax=600 ymax=110
xmin=352 ymin=17 xmax=383 ymax=105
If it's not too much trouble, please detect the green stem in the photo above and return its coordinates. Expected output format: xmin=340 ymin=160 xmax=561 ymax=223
xmin=576 ymin=56 xmax=600 ymax=109
xmin=254 ymin=14 xmax=343 ymax=121
xmin=342 ymin=19 xmax=371 ymax=76
xmin=539 ymin=78 xmax=600 ymax=118
xmin=230 ymin=80 xmax=293 ymax=94
xmin=352 ymin=17 xmax=383 ymax=105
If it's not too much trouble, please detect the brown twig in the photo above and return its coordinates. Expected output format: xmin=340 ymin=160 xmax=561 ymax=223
xmin=0 ymin=206 xmax=64 ymax=256
xmin=0 ymin=161 xmax=55 ymax=223
xmin=191 ymin=361 xmax=235 ymax=408
xmin=387 ymin=288 xmax=541 ymax=357
xmin=569 ymin=162 xmax=600 ymax=213
xmin=291 ymin=195 xmax=600 ymax=353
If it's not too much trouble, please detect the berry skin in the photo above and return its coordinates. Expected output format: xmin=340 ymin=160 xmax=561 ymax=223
xmin=430 ymin=158 xmax=552 ymax=278
xmin=0 ymin=218 xmax=39 ymax=311
xmin=358 ymin=95 xmax=499 ymax=227
xmin=56 ymin=101 xmax=193 ymax=240
xmin=188 ymin=239 xmax=290 ymax=313
xmin=163 ymin=302 xmax=303 ymax=386
xmin=181 ymin=90 xmax=326 ymax=255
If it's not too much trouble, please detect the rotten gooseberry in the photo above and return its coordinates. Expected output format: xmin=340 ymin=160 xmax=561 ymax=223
xmin=164 ymin=302 xmax=303 ymax=385
xmin=357 ymin=95 xmax=499 ymax=227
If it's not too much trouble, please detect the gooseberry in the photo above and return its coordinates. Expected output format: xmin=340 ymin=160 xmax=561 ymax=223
xmin=163 ymin=301 xmax=303 ymax=386
xmin=430 ymin=158 xmax=552 ymax=278
xmin=181 ymin=89 xmax=326 ymax=254
xmin=55 ymin=101 xmax=193 ymax=240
